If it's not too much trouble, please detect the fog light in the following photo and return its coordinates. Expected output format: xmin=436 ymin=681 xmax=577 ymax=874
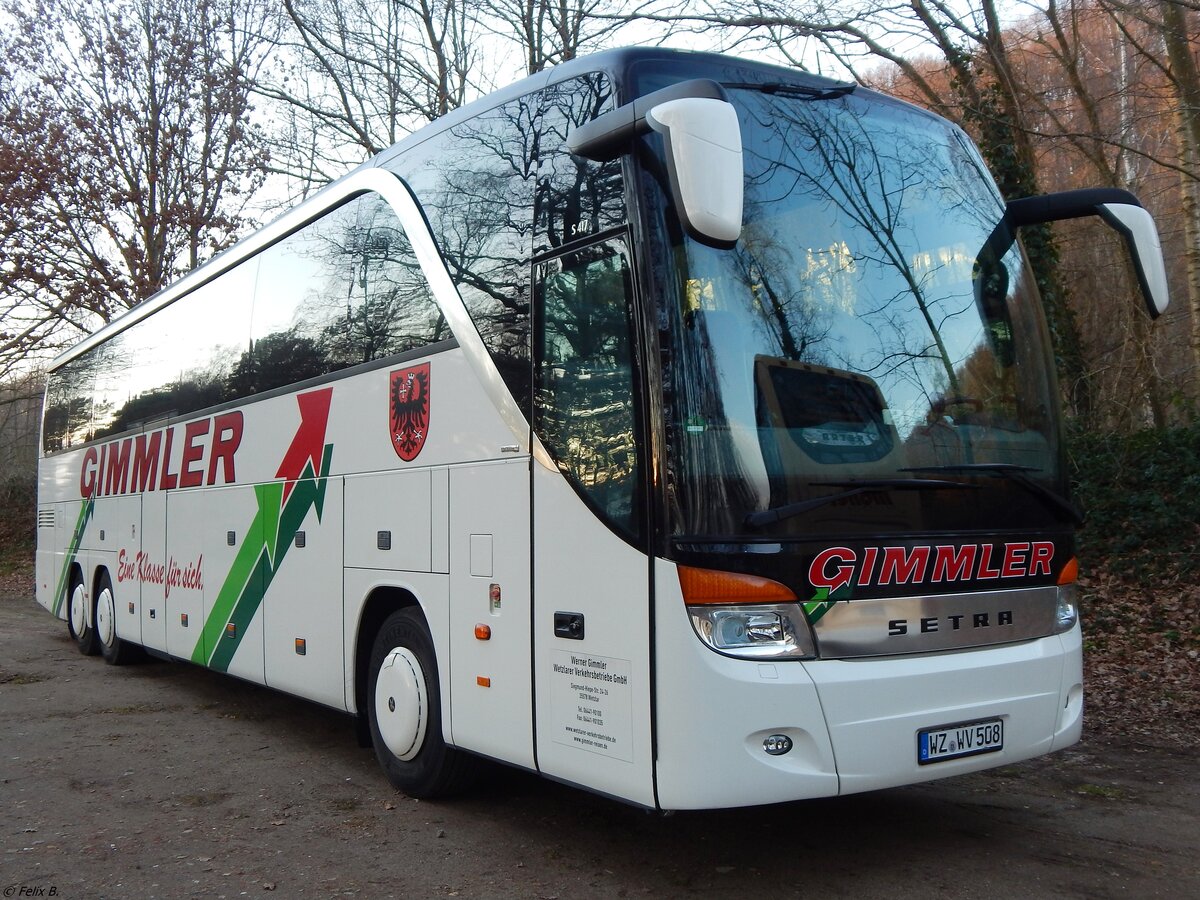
xmin=763 ymin=734 xmax=793 ymax=756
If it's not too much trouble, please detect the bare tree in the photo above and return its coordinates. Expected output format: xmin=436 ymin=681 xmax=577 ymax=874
xmin=482 ymin=0 xmax=634 ymax=75
xmin=0 ymin=0 xmax=274 ymax=372
xmin=257 ymin=0 xmax=480 ymax=198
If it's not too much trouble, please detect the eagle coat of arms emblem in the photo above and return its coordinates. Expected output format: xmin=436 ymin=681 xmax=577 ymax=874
xmin=389 ymin=363 xmax=430 ymax=461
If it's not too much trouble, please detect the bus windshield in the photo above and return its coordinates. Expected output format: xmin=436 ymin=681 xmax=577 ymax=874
xmin=653 ymin=85 xmax=1065 ymax=541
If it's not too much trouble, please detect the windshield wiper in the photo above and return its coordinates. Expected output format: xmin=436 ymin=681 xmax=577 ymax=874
xmin=725 ymin=81 xmax=856 ymax=101
xmin=901 ymin=464 xmax=1084 ymax=525
xmin=745 ymin=478 xmax=978 ymax=528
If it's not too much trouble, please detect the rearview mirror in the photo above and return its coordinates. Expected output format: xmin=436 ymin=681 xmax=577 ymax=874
xmin=1006 ymin=188 xmax=1169 ymax=318
xmin=566 ymin=79 xmax=744 ymax=248
xmin=646 ymin=98 xmax=743 ymax=247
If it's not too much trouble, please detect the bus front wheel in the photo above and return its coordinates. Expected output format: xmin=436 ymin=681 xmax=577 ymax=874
xmin=367 ymin=608 xmax=478 ymax=798
xmin=67 ymin=575 xmax=99 ymax=656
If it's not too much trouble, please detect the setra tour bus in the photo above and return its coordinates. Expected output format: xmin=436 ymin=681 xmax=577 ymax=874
xmin=35 ymin=48 xmax=1170 ymax=810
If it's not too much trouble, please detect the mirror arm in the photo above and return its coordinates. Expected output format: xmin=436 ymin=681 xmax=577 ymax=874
xmin=1006 ymin=188 xmax=1169 ymax=319
xmin=566 ymin=79 xmax=730 ymax=161
xmin=1006 ymin=187 xmax=1143 ymax=227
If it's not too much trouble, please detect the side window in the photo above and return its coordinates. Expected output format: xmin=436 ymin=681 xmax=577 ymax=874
xmin=43 ymin=354 xmax=96 ymax=453
xmin=535 ymin=238 xmax=640 ymax=537
xmin=538 ymin=74 xmax=626 ymax=255
xmin=42 ymin=191 xmax=445 ymax=450
xmin=334 ymin=193 xmax=450 ymax=362
xmin=101 ymin=261 xmax=256 ymax=435
xmin=242 ymin=192 xmax=445 ymax=396
xmin=385 ymin=95 xmax=538 ymax=418
xmin=245 ymin=198 xmax=359 ymax=394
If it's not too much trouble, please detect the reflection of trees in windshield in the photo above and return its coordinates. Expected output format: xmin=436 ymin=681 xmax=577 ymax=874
xmin=745 ymin=96 xmax=974 ymax=399
xmin=733 ymin=223 xmax=836 ymax=364
xmin=656 ymin=87 xmax=1062 ymax=539
xmin=733 ymin=91 xmax=1047 ymax=444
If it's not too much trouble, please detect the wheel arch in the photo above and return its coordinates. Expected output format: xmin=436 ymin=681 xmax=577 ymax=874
xmin=91 ymin=563 xmax=113 ymax=597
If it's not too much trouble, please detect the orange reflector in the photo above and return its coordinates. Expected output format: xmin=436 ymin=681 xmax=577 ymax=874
xmin=474 ymin=624 xmax=491 ymax=640
xmin=477 ymin=676 xmax=491 ymax=687
xmin=678 ymin=565 xmax=797 ymax=605
xmin=295 ymin=638 xmax=307 ymax=656
xmin=1058 ymin=557 xmax=1079 ymax=585
xmin=225 ymin=623 xmax=237 ymax=639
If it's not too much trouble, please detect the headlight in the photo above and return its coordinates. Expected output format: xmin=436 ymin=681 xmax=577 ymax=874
xmin=678 ymin=565 xmax=817 ymax=659
xmin=689 ymin=603 xmax=816 ymax=659
xmin=1054 ymin=582 xmax=1079 ymax=633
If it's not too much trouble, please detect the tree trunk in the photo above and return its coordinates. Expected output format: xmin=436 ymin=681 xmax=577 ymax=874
xmin=1160 ymin=0 xmax=1200 ymax=382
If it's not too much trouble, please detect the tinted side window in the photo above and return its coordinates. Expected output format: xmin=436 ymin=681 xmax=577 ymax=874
xmin=43 ymin=354 xmax=97 ymax=453
xmin=537 ymin=74 xmax=626 ymax=255
xmin=43 ymin=191 xmax=445 ymax=451
xmin=242 ymin=193 xmax=445 ymax=396
xmin=535 ymin=238 xmax=640 ymax=537
xmin=385 ymin=95 xmax=538 ymax=417
xmin=98 ymin=261 xmax=256 ymax=436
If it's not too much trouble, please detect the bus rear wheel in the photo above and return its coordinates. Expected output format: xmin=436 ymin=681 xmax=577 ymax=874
xmin=367 ymin=608 xmax=479 ymax=798
xmin=96 ymin=572 xmax=139 ymax=666
xmin=67 ymin=575 xmax=99 ymax=656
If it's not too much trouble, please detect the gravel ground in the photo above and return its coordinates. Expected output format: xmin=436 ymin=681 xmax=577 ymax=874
xmin=3 ymin=566 xmax=1199 ymax=899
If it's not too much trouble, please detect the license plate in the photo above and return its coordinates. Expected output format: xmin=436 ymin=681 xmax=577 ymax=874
xmin=918 ymin=718 xmax=1003 ymax=765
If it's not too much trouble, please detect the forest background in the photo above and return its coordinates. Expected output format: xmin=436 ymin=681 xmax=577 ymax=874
xmin=0 ymin=0 xmax=1196 ymax=742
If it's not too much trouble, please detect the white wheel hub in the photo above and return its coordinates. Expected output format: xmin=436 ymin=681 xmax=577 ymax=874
xmin=69 ymin=584 xmax=88 ymax=636
xmin=374 ymin=647 xmax=427 ymax=761
xmin=96 ymin=587 xmax=116 ymax=648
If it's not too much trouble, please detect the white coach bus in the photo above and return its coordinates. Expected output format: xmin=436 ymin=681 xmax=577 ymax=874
xmin=36 ymin=49 xmax=1170 ymax=810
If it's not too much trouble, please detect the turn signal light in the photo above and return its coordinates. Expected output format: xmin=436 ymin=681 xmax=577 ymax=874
xmin=678 ymin=565 xmax=797 ymax=605
xmin=1057 ymin=557 xmax=1079 ymax=585
xmin=474 ymin=624 xmax=491 ymax=640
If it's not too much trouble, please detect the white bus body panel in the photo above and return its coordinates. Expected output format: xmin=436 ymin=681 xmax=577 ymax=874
xmin=806 ymin=624 xmax=1083 ymax=796
xmin=164 ymin=489 xmax=209 ymax=665
xmin=653 ymin=561 xmax=839 ymax=809
xmin=448 ymin=458 xmax=534 ymax=769
xmin=265 ymin=478 xmax=345 ymax=709
xmin=139 ymin=490 xmax=168 ymax=651
xmin=652 ymin=563 xmax=1084 ymax=810
xmin=532 ymin=465 xmax=655 ymax=808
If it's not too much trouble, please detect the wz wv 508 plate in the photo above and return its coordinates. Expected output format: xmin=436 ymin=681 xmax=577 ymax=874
xmin=917 ymin=718 xmax=1003 ymax=765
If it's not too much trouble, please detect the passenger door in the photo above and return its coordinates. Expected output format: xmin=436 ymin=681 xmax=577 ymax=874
xmin=530 ymin=237 xmax=656 ymax=807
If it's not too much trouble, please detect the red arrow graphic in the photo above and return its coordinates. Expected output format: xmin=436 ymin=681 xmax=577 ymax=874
xmin=276 ymin=388 xmax=333 ymax=505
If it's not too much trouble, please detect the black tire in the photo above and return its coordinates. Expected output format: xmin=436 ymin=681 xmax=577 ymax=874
xmin=367 ymin=608 xmax=479 ymax=798
xmin=66 ymin=572 xmax=99 ymax=656
xmin=96 ymin=571 xmax=140 ymax=666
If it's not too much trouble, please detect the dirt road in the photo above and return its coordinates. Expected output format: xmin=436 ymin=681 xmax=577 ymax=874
xmin=2 ymin=572 xmax=1197 ymax=899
